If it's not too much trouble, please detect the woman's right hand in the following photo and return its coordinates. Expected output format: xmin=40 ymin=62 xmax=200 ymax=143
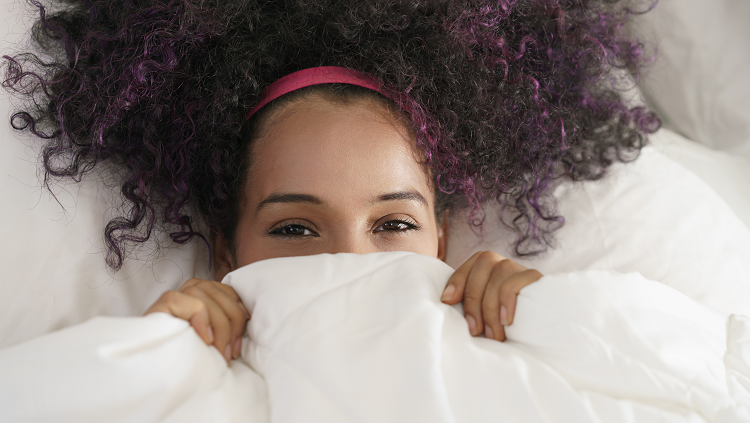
xmin=145 ymin=278 xmax=250 ymax=364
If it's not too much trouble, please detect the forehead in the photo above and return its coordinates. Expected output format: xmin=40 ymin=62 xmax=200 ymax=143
xmin=246 ymin=95 xmax=433 ymax=207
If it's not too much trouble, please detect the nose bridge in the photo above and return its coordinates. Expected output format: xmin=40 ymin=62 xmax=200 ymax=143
xmin=327 ymin=226 xmax=373 ymax=255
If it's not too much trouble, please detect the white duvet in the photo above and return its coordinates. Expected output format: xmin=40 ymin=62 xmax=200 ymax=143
xmin=2 ymin=252 xmax=750 ymax=423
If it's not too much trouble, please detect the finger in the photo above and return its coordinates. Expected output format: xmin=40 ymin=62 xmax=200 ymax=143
xmin=211 ymin=281 xmax=244 ymax=304
xmin=481 ymin=259 xmax=526 ymax=341
xmin=483 ymin=314 xmax=507 ymax=342
xmin=182 ymin=286 xmax=234 ymax=363
xmin=441 ymin=251 xmax=484 ymax=305
xmin=179 ymin=277 xmax=206 ymax=290
xmin=495 ymin=323 xmax=506 ymax=342
xmin=194 ymin=282 xmax=249 ymax=359
xmin=145 ymin=291 xmax=213 ymax=345
xmin=181 ymin=278 xmax=248 ymax=318
xmin=462 ymin=251 xmax=505 ymax=336
xmin=215 ymin=282 xmax=252 ymax=329
xmin=498 ymin=269 xmax=543 ymax=326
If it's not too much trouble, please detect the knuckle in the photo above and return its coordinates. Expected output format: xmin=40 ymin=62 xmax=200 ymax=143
xmin=195 ymin=279 xmax=215 ymax=289
xmin=161 ymin=290 xmax=182 ymax=303
xmin=525 ymin=269 xmax=543 ymax=281
xmin=221 ymin=284 xmax=241 ymax=297
xmin=181 ymin=285 xmax=202 ymax=296
xmin=476 ymin=250 xmax=501 ymax=265
xmin=180 ymin=278 xmax=202 ymax=288
xmin=194 ymin=300 xmax=208 ymax=312
xmin=469 ymin=250 xmax=486 ymax=260
xmin=494 ymin=258 xmax=517 ymax=273
xmin=482 ymin=300 xmax=500 ymax=319
xmin=228 ymin=307 xmax=246 ymax=326
xmin=463 ymin=290 xmax=483 ymax=302
xmin=161 ymin=290 xmax=178 ymax=300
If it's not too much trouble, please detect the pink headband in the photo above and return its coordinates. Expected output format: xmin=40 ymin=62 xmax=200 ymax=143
xmin=245 ymin=66 xmax=391 ymax=121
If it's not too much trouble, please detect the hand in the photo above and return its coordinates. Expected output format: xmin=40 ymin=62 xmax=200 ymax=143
xmin=441 ymin=251 xmax=542 ymax=342
xmin=145 ymin=278 xmax=250 ymax=364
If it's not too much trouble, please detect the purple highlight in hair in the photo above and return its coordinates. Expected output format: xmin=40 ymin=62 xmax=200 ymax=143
xmin=3 ymin=0 xmax=661 ymax=270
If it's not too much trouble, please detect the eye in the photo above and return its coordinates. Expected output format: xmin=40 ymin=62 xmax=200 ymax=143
xmin=267 ymin=221 xmax=319 ymax=238
xmin=373 ymin=217 xmax=422 ymax=234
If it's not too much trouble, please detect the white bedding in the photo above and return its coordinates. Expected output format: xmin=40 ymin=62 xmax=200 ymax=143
xmin=446 ymin=141 xmax=750 ymax=318
xmin=2 ymin=0 xmax=750 ymax=351
xmin=3 ymin=252 xmax=750 ymax=423
xmin=1 ymin=1 xmax=750 ymax=421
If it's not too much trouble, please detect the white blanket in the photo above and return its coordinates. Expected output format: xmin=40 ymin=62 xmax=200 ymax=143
xmin=2 ymin=252 xmax=750 ymax=422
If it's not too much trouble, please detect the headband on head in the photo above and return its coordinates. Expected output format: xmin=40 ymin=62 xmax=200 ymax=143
xmin=244 ymin=66 xmax=392 ymax=122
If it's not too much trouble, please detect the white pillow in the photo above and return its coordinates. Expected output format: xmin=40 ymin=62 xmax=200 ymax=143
xmin=633 ymin=0 xmax=750 ymax=158
xmin=650 ymin=128 xmax=750 ymax=229
xmin=446 ymin=137 xmax=750 ymax=316
xmin=0 ymin=128 xmax=211 ymax=349
xmin=0 ymin=2 xmax=213 ymax=350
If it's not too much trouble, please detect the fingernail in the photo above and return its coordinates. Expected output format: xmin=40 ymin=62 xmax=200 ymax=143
xmin=206 ymin=326 xmax=215 ymax=344
xmin=441 ymin=285 xmax=455 ymax=302
xmin=233 ymin=337 xmax=242 ymax=359
xmin=466 ymin=314 xmax=477 ymax=335
xmin=224 ymin=344 xmax=232 ymax=362
xmin=484 ymin=324 xmax=494 ymax=340
xmin=500 ymin=306 xmax=509 ymax=326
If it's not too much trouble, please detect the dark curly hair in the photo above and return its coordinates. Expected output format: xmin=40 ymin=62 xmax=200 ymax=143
xmin=2 ymin=0 xmax=660 ymax=270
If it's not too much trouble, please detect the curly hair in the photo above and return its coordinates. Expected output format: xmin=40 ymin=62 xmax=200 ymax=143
xmin=3 ymin=0 xmax=660 ymax=270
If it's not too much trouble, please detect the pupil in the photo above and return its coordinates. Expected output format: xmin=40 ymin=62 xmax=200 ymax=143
xmin=286 ymin=225 xmax=304 ymax=234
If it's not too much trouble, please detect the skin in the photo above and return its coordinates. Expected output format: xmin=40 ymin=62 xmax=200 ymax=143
xmin=145 ymin=93 xmax=542 ymax=363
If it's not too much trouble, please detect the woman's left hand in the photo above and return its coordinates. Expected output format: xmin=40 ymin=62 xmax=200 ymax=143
xmin=441 ymin=251 xmax=542 ymax=342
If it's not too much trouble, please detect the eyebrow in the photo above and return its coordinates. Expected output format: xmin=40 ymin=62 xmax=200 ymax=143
xmin=375 ymin=190 xmax=428 ymax=207
xmin=255 ymin=189 xmax=429 ymax=214
xmin=255 ymin=193 xmax=323 ymax=213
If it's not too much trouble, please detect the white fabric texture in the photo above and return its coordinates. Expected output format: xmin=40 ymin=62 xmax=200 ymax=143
xmin=446 ymin=141 xmax=750 ymax=317
xmin=633 ymin=0 xmax=750 ymax=158
xmin=0 ymin=1 xmax=211 ymax=349
xmin=651 ymin=129 xmax=750 ymax=230
xmin=0 ymin=312 xmax=268 ymax=423
xmin=0 ymin=126 xmax=211 ymax=348
xmin=3 ymin=252 xmax=750 ymax=422
xmin=2 ymin=0 xmax=750 ymax=352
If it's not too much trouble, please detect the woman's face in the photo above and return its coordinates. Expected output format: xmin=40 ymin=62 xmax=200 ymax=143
xmin=213 ymin=94 xmax=446 ymax=280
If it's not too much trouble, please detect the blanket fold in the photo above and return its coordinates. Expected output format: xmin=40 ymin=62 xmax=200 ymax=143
xmin=3 ymin=251 xmax=750 ymax=423
xmin=227 ymin=253 xmax=750 ymax=423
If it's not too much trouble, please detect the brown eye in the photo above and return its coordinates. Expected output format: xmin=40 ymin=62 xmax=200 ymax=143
xmin=374 ymin=219 xmax=421 ymax=233
xmin=267 ymin=222 xmax=318 ymax=238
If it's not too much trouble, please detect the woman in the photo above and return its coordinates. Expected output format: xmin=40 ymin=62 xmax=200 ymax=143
xmin=3 ymin=0 xmax=659 ymax=362
xmin=145 ymin=71 xmax=545 ymax=363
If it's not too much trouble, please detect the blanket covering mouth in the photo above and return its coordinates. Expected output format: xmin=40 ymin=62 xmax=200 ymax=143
xmin=2 ymin=252 xmax=750 ymax=422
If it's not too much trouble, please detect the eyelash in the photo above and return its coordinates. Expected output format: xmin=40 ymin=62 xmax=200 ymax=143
xmin=373 ymin=217 xmax=422 ymax=234
xmin=267 ymin=220 xmax=319 ymax=239
xmin=266 ymin=217 xmax=422 ymax=239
